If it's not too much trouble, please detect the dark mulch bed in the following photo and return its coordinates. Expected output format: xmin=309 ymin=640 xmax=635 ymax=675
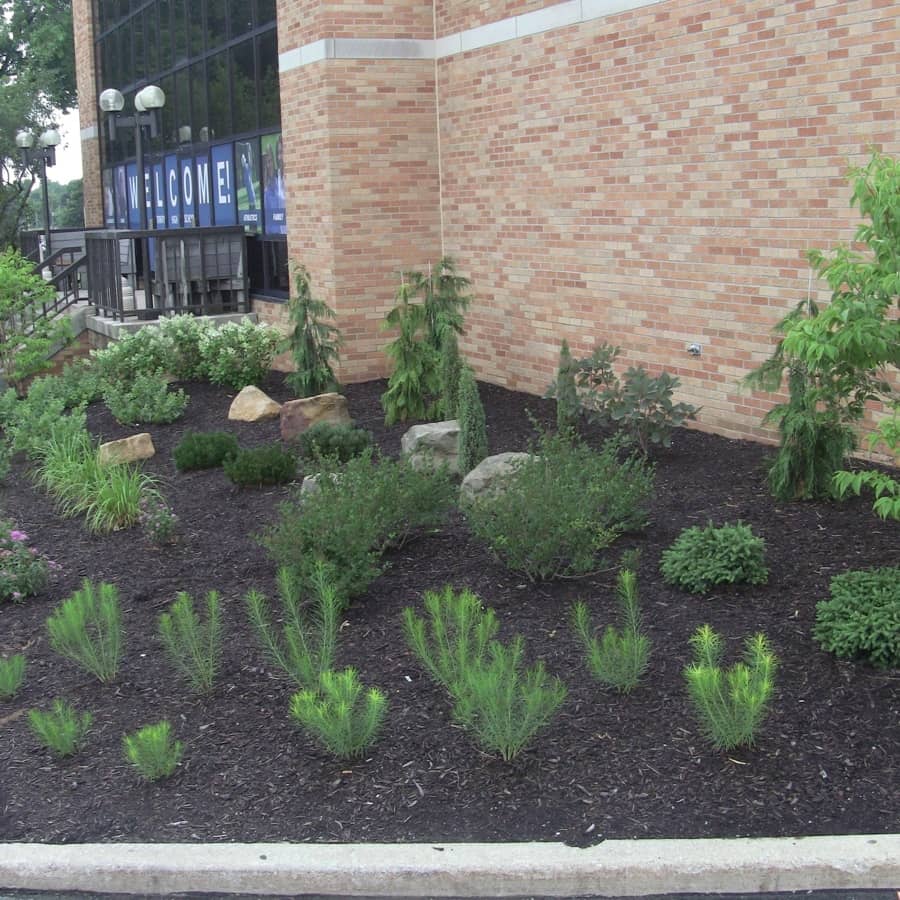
xmin=1 ymin=375 xmax=898 ymax=845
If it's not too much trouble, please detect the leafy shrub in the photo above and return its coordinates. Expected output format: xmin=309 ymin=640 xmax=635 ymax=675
xmin=464 ymin=432 xmax=654 ymax=581
xmin=199 ymin=319 xmax=280 ymax=390
xmin=245 ymin=563 xmax=340 ymax=689
xmin=159 ymin=591 xmax=223 ymax=693
xmin=0 ymin=442 xmax=9 ymax=481
xmin=0 ymin=379 xmax=87 ymax=459
xmin=813 ymin=567 xmax=900 ymax=669
xmin=660 ymin=522 xmax=768 ymax=594
xmin=290 ymin=668 xmax=388 ymax=759
xmin=28 ymin=360 xmax=105 ymax=411
xmin=0 ymin=654 xmax=25 ymax=699
xmin=572 ymin=569 xmax=651 ymax=693
xmin=155 ymin=314 xmax=210 ymax=381
xmin=297 ymin=422 xmax=371 ymax=464
xmin=684 ymin=625 xmax=777 ymax=751
xmin=139 ymin=494 xmax=179 ymax=545
xmin=457 ymin=366 xmax=488 ymax=474
xmin=223 ymin=444 xmax=296 ymax=487
xmin=173 ymin=431 xmax=240 ymax=471
xmin=0 ymin=520 xmax=54 ymax=602
xmin=263 ymin=450 xmax=455 ymax=599
xmin=91 ymin=326 xmax=173 ymax=386
xmin=46 ymin=580 xmax=123 ymax=683
xmin=833 ymin=412 xmax=900 ymax=519
xmin=123 ymin=721 xmax=183 ymax=781
xmin=28 ymin=700 xmax=92 ymax=757
xmin=103 ymin=372 xmax=189 ymax=425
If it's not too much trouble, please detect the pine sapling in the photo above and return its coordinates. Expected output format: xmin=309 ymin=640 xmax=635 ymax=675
xmin=0 ymin=654 xmax=25 ymax=699
xmin=158 ymin=590 xmax=224 ymax=693
xmin=123 ymin=721 xmax=183 ymax=781
xmin=438 ymin=330 xmax=463 ymax=419
xmin=553 ymin=339 xmax=581 ymax=430
xmin=457 ymin=366 xmax=488 ymax=474
xmin=28 ymin=699 xmax=92 ymax=757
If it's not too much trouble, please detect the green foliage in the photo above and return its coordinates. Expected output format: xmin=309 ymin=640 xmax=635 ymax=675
xmin=457 ymin=366 xmax=488 ymax=474
xmin=833 ymin=410 xmax=900 ymax=519
xmin=103 ymin=372 xmax=189 ymax=426
xmin=123 ymin=721 xmax=183 ymax=781
xmin=417 ymin=257 xmax=471 ymax=351
xmin=0 ymin=378 xmax=86 ymax=458
xmin=223 ymin=444 xmax=296 ymax=487
xmin=46 ymin=579 xmax=123 ymax=683
xmin=154 ymin=314 xmax=210 ymax=381
xmin=245 ymin=563 xmax=340 ymax=689
xmin=550 ymin=339 xmax=581 ymax=431
xmin=684 ymin=625 xmax=777 ymax=751
xmin=91 ymin=326 xmax=173 ymax=386
xmin=437 ymin=330 xmax=463 ymax=419
xmin=284 ymin=264 xmax=342 ymax=398
xmin=199 ymin=319 xmax=280 ymax=390
xmin=0 ymin=248 xmax=72 ymax=396
xmin=660 ymin=522 xmax=769 ymax=595
xmin=43 ymin=359 xmax=105 ymax=408
xmin=158 ymin=591 xmax=223 ymax=693
xmin=1 ymin=519 xmax=53 ymax=602
xmin=28 ymin=699 xmax=91 ymax=757
xmin=27 ymin=178 xmax=83 ymax=229
xmin=0 ymin=653 xmax=25 ymax=698
xmin=173 ymin=430 xmax=240 ymax=471
xmin=263 ymin=450 xmax=454 ymax=600
xmin=297 ymin=422 xmax=371 ymax=464
xmin=138 ymin=494 xmax=179 ymax=545
xmin=813 ymin=567 xmax=900 ymax=669
xmin=402 ymin=586 xmax=499 ymax=691
xmin=464 ymin=432 xmax=654 ymax=581
xmin=289 ymin=668 xmax=388 ymax=759
xmin=571 ymin=569 xmax=651 ymax=693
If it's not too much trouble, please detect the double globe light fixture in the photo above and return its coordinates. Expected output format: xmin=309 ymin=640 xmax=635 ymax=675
xmin=15 ymin=127 xmax=62 ymax=260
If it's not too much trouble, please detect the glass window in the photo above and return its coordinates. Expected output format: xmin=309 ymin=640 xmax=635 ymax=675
xmin=187 ymin=0 xmax=204 ymax=58
xmin=172 ymin=0 xmax=188 ymax=64
xmin=255 ymin=0 xmax=276 ymax=27
xmin=228 ymin=0 xmax=253 ymax=40
xmin=158 ymin=0 xmax=173 ymax=70
xmin=257 ymin=31 xmax=280 ymax=130
xmin=231 ymin=39 xmax=256 ymax=134
xmin=132 ymin=11 xmax=145 ymax=85
xmin=159 ymin=73 xmax=176 ymax=150
xmin=206 ymin=0 xmax=227 ymax=50
xmin=174 ymin=68 xmax=191 ymax=143
xmin=190 ymin=60 xmax=208 ymax=142
xmin=206 ymin=51 xmax=231 ymax=139
xmin=144 ymin=6 xmax=158 ymax=77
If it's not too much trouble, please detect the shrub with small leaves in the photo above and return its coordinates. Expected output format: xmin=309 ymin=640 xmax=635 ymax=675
xmin=103 ymin=372 xmax=189 ymax=426
xmin=1 ymin=520 xmax=54 ymax=603
xmin=159 ymin=591 xmax=223 ymax=693
xmin=139 ymin=494 xmax=178 ymax=545
xmin=223 ymin=444 xmax=296 ymax=487
xmin=173 ymin=431 xmax=240 ymax=471
xmin=660 ymin=522 xmax=768 ymax=594
xmin=199 ymin=319 xmax=280 ymax=390
xmin=28 ymin=699 xmax=92 ymax=757
xmin=297 ymin=422 xmax=372 ymax=464
xmin=813 ymin=567 xmax=900 ymax=669
xmin=123 ymin=721 xmax=183 ymax=781
xmin=457 ymin=366 xmax=488 ymax=474
xmin=0 ymin=654 xmax=25 ymax=699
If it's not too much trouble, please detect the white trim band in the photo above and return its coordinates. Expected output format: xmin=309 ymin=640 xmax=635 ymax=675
xmin=80 ymin=124 xmax=98 ymax=140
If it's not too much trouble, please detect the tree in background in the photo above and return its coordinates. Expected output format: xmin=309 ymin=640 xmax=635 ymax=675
xmin=26 ymin=179 xmax=84 ymax=230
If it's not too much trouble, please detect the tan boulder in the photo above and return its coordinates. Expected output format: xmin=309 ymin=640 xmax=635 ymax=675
xmin=228 ymin=385 xmax=282 ymax=422
xmin=281 ymin=393 xmax=351 ymax=442
xmin=99 ymin=433 xmax=155 ymax=465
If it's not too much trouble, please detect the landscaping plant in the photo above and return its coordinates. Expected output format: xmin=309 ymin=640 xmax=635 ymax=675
xmin=28 ymin=699 xmax=92 ymax=757
xmin=297 ymin=422 xmax=371 ymax=464
xmin=46 ymin=580 xmax=123 ymax=683
xmin=123 ymin=721 xmax=183 ymax=781
xmin=813 ymin=566 xmax=900 ymax=669
xmin=103 ymin=371 xmax=189 ymax=425
xmin=660 ymin=521 xmax=768 ymax=595
xmin=571 ymin=568 xmax=651 ymax=693
xmin=223 ymin=444 xmax=296 ymax=487
xmin=0 ymin=520 xmax=53 ymax=602
xmin=138 ymin=494 xmax=179 ymax=545
xmin=0 ymin=378 xmax=87 ymax=459
xmin=0 ymin=653 xmax=25 ymax=699
xmin=91 ymin=324 xmax=174 ymax=386
xmin=173 ymin=431 xmax=240 ymax=471
xmin=158 ymin=590 xmax=223 ymax=693
xmin=437 ymin=330 xmax=463 ymax=419
xmin=289 ymin=667 xmax=388 ymax=759
xmin=457 ymin=366 xmax=488 ymax=474
xmin=684 ymin=624 xmax=777 ymax=751
xmin=199 ymin=319 xmax=281 ymax=390
xmin=550 ymin=338 xmax=580 ymax=431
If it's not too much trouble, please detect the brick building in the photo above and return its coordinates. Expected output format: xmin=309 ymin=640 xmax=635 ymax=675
xmin=74 ymin=0 xmax=899 ymax=440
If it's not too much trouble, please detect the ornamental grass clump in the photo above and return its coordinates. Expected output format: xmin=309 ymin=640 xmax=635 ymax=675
xmin=289 ymin=668 xmax=388 ymax=759
xmin=684 ymin=624 xmax=777 ymax=751
xmin=158 ymin=591 xmax=223 ymax=693
xmin=223 ymin=444 xmax=296 ymax=487
xmin=660 ymin=522 xmax=768 ymax=594
xmin=173 ymin=431 xmax=240 ymax=471
xmin=28 ymin=699 xmax=92 ymax=757
xmin=813 ymin=566 xmax=900 ymax=669
xmin=46 ymin=580 xmax=123 ymax=683
xmin=572 ymin=568 xmax=651 ymax=693
xmin=123 ymin=721 xmax=183 ymax=781
xmin=0 ymin=654 xmax=25 ymax=699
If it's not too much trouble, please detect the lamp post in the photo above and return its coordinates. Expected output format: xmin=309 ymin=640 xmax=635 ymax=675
xmin=99 ymin=85 xmax=166 ymax=230
xmin=16 ymin=127 xmax=61 ymax=260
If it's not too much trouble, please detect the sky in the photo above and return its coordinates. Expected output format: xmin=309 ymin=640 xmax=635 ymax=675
xmin=50 ymin=107 xmax=83 ymax=184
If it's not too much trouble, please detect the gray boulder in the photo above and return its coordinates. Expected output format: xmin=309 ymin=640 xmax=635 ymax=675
xmin=401 ymin=420 xmax=460 ymax=474
xmin=459 ymin=452 xmax=534 ymax=505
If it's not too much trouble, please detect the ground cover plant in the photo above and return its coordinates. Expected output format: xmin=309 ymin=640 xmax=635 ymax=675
xmin=0 ymin=374 xmax=897 ymax=845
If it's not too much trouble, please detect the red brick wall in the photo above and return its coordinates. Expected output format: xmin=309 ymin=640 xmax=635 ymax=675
xmin=72 ymin=0 xmax=102 ymax=227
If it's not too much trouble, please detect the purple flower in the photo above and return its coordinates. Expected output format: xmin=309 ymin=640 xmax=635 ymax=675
xmin=9 ymin=530 xmax=27 ymax=542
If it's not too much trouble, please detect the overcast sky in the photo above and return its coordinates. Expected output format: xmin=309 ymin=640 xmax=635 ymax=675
xmin=50 ymin=107 xmax=83 ymax=184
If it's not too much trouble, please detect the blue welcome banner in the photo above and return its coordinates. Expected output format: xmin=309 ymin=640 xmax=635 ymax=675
xmin=196 ymin=155 xmax=212 ymax=226
xmin=211 ymin=144 xmax=236 ymax=226
xmin=165 ymin=154 xmax=180 ymax=227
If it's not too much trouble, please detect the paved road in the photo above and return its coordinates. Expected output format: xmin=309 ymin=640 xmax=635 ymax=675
xmin=2 ymin=891 xmax=898 ymax=899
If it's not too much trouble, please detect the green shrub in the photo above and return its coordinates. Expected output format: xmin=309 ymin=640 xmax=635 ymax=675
xmin=572 ymin=569 xmax=651 ymax=693
xmin=28 ymin=699 xmax=92 ymax=757
xmin=199 ymin=319 xmax=280 ymax=390
xmin=660 ymin=522 xmax=768 ymax=594
xmin=223 ymin=444 xmax=296 ymax=487
xmin=297 ymin=422 xmax=371 ymax=464
xmin=173 ymin=431 xmax=240 ymax=471
xmin=263 ymin=450 xmax=455 ymax=599
xmin=813 ymin=567 xmax=900 ymax=669
xmin=289 ymin=668 xmax=388 ymax=758
xmin=46 ymin=580 xmax=123 ymax=683
xmin=91 ymin=326 xmax=172 ymax=385
xmin=438 ymin=330 xmax=463 ymax=420
xmin=0 ymin=379 xmax=87 ymax=459
xmin=139 ymin=494 xmax=179 ymax=545
xmin=684 ymin=625 xmax=777 ymax=751
xmin=159 ymin=591 xmax=223 ymax=693
xmin=549 ymin=338 xmax=581 ymax=431
xmin=155 ymin=314 xmax=210 ymax=381
xmin=1 ymin=520 xmax=53 ymax=603
xmin=245 ymin=563 xmax=340 ymax=689
xmin=103 ymin=372 xmax=189 ymax=425
xmin=464 ymin=432 xmax=654 ymax=581
xmin=123 ymin=721 xmax=183 ymax=781
xmin=457 ymin=366 xmax=488 ymax=474
xmin=0 ymin=654 xmax=25 ymax=699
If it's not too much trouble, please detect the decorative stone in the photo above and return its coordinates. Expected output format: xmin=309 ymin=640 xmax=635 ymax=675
xmin=228 ymin=385 xmax=282 ymax=422
xmin=401 ymin=420 xmax=460 ymax=474
xmin=98 ymin=433 xmax=155 ymax=465
xmin=459 ymin=452 xmax=534 ymax=505
xmin=280 ymin=393 xmax=351 ymax=442
xmin=300 ymin=472 xmax=342 ymax=498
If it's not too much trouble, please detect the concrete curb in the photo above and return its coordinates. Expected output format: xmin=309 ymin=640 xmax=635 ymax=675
xmin=1 ymin=835 xmax=898 ymax=897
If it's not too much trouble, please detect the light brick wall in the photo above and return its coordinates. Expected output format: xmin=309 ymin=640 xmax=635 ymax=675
xmin=72 ymin=0 xmax=103 ymax=227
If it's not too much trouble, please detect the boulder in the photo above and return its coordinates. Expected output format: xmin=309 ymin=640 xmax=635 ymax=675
xmin=228 ymin=385 xmax=282 ymax=422
xmin=99 ymin=433 xmax=155 ymax=465
xmin=300 ymin=472 xmax=342 ymax=498
xmin=280 ymin=393 xmax=351 ymax=442
xmin=401 ymin=420 xmax=460 ymax=474
xmin=459 ymin=452 xmax=534 ymax=505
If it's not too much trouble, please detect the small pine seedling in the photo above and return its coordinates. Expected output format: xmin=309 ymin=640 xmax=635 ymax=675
xmin=0 ymin=654 xmax=26 ymax=699
xmin=123 ymin=721 xmax=184 ymax=781
xmin=28 ymin=699 xmax=92 ymax=757
xmin=457 ymin=366 xmax=488 ymax=474
xmin=158 ymin=590 xmax=223 ymax=694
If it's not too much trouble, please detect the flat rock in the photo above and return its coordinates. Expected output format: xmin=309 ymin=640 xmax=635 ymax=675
xmin=281 ymin=393 xmax=351 ymax=442
xmin=459 ymin=452 xmax=534 ymax=505
xmin=98 ymin=433 xmax=155 ymax=465
xmin=401 ymin=420 xmax=460 ymax=474
xmin=228 ymin=386 xmax=282 ymax=422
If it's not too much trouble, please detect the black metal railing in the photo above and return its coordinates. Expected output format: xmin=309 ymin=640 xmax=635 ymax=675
xmin=30 ymin=247 xmax=89 ymax=318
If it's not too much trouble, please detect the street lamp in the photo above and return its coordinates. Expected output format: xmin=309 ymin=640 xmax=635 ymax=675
xmin=99 ymin=85 xmax=166 ymax=230
xmin=16 ymin=127 xmax=61 ymax=260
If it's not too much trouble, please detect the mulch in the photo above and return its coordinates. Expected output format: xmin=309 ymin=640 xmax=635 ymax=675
xmin=1 ymin=375 xmax=898 ymax=845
